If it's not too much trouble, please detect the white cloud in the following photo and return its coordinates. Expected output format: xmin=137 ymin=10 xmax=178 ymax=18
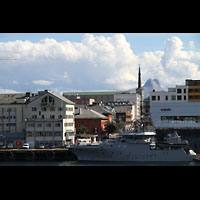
xmin=0 ymin=34 xmax=200 ymax=93
xmin=32 ymin=80 xmax=54 ymax=86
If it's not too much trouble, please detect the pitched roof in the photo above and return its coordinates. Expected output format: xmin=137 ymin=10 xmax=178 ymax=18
xmin=0 ymin=93 xmax=26 ymax=104
xmin=48 ymin=91 xmax=75 ymax=105
xmin=88 ymin=105 xmax=112 ymax=114
xmin=75 ymin=108 xmax=108 ymax=120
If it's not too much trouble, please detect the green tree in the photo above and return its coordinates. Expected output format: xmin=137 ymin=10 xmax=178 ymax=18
xmin=116 ymin=122 xmax=124 ymax=132
xmin=77 ymin=126 xmax=89 ymax=134
xmin=105 ymin=122 xmax=117 ymax=134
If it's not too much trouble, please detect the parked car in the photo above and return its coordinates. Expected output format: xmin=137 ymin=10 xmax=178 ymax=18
xmin=38 ymin=145 xmax=45 ymax=149
xmin=7 ymin=143 xmax=14 ymax=149
xmin=46 ymin=144 xmax=56 ymax=149
xmin=22 ymin=143 xmax=30 ymax=149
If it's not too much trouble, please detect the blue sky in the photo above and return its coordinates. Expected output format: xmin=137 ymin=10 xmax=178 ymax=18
xmin=0 ymin=33 xmax=200 ymax=94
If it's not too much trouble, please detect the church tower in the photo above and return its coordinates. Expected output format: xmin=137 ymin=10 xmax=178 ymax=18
xmin=136 ymin=64 xmax=144 ymax=121
xmin=138 ymin=64 xmax=141 ymax=89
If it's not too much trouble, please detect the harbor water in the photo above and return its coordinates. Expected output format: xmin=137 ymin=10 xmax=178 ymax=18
xmin=1 ymin=160 xmax=200 ymax=166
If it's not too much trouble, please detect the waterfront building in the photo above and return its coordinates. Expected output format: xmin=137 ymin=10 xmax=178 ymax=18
xmin=0 ymin=90 xmax=75 ymax=148
xmin=150 ymin=79 xmax=200 ymax=149
xmin=25 ymin=90 xmax=75 ymax=148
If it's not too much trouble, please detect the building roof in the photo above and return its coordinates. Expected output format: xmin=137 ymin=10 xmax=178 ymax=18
xmin=114 ymin=106 xmax=129 ymax=113
xmin=0 ymin=93 xmax=26 ymax=104
xmin=0 ymin=90 xmax=75 ymax=105
xmin=88 ymin=105 xmax=113 ymax=114
xmin=75 ymin=108 xmax=108 ymax=120
xmin=48 ymin=91 xmax=75 ymax=105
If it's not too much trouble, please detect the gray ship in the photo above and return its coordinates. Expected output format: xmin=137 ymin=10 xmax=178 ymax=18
xmin=70 ymin=131 xmax=196 ymax=162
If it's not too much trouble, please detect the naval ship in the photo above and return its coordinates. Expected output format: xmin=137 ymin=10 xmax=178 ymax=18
xmin=70 ymin=131 xmax=196 ymax=162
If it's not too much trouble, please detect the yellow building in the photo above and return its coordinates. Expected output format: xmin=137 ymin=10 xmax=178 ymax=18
xmin=186 ymin=80 xmax=200 ymax=102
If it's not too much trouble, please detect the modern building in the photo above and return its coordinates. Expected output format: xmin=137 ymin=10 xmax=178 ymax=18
xmin=150 ymin=79 xmax=200 ymax=150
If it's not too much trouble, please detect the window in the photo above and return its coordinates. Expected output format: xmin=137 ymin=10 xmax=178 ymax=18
xmin=50 ymin=107 xmax=55 ymax=111
xmin=32 ymin=115 xmax=37 ymax=119
xmin=55 ymin=123 xmax=61 ymax=127
xmin=152 ymin=96 xmax=156 ymax=101
xmin=158 ymin=96 xmax=160 ymax=101
xmin=50 ymin=115 xmax=55 ymax=119
xmin=42 ymin=107 xmax=47 ymax=111
xmin=46 ymin=123 xmax=51 ymax=127
xmin=37 ymin=123 xmax=42 ymax=127
xmin=184 ymin=95 xmax=186 ymax=100
xmin=64 ymin=123 xmax=74 ymax=127
xmin=32 ymin=107 xmax=37 ymax=111
xmin=165 ymin=96 xmax=168 ymax=101
xmin=177 ymin=89 xmax=182 ymax=94
xmin=171 ymin=96 xmax=176 ymax=101
xmin=66 ymin=115 xmax=73 ymax=119
xmin=58 ymin=107 xmax=63 ymax=111
xmin=177 ymin=95 xmax=182 ymax=100
xmin=58 ymin=115 xmax=62 ymax=119
xmin=66 ymin=107 xmax=73 ymax=111
xmin=184 ymin=88 xmax=186 ymax=93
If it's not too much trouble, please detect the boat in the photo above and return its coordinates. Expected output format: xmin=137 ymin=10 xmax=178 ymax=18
xmin=70 ymin=131 xmax=196 ymax=162
xmin=156 ymin=131 xmax=189 ymax=148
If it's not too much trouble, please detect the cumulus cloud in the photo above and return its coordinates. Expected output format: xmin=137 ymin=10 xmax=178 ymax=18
xmin=0 ymin=34 xmax=200 ymax=93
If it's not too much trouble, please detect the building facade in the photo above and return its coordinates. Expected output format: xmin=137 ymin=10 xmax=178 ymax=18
xmin=0 ymin=90 xmax=75 ymax=148
xmin=75 ymin=107 xmax=108 ymax=136
xmin=150 ymin=80 xmax=200 ymax=150
xmin=25 ymin=90 xmax=75 ymax=148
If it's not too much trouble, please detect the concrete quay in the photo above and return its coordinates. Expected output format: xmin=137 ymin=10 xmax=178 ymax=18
xmin=0 ymin=149 xmax=77 ymax=161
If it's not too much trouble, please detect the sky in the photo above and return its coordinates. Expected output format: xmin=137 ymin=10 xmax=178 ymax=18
xmin=0 ymin=33 xmax=200 ymax=94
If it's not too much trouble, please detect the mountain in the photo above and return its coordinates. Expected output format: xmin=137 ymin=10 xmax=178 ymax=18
xmin=142 ymin=79 xmax=163 ymax=98
xmin=127 ymin=78 xmax=163 ymax=98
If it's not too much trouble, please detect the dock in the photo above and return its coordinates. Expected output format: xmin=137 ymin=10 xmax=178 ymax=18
xmin=0 ymin=149 xmax=77 ymax=161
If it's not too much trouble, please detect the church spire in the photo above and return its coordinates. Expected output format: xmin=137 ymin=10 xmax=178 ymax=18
xmin=138 ymin=64 xmax=141 ymax=89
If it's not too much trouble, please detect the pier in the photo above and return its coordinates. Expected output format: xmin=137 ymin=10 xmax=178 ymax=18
xmin=0 ymin=149 xmax=77 ymax=161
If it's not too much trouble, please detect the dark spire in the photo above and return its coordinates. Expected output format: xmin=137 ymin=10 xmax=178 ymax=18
xmin=138 ymin=64 xmax=141 ymax=89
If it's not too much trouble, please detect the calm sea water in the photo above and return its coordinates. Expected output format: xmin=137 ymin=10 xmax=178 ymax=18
xmin=1 ymin=160 xmax=200 ymax=166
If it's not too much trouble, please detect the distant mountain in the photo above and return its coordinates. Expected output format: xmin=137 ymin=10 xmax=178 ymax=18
xmin=142 ymin=79 xmax=163 ymax=98
xmin=127 ymin=78 xmax=163 ymax=98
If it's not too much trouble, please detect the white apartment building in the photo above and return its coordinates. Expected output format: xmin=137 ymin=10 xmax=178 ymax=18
xmin=25 ymin=90 xmax=75 ymax=148
xmin=0 ymin=90 xmax=75 ymax=148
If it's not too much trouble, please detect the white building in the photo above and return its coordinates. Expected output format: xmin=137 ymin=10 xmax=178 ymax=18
xmin=25 ymin=90 xmax=75 ymax=148
xmin=150 ymin=82 xmax=200 ymax=129
xmin=0 ymin=90 xmax=75 ymax=148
